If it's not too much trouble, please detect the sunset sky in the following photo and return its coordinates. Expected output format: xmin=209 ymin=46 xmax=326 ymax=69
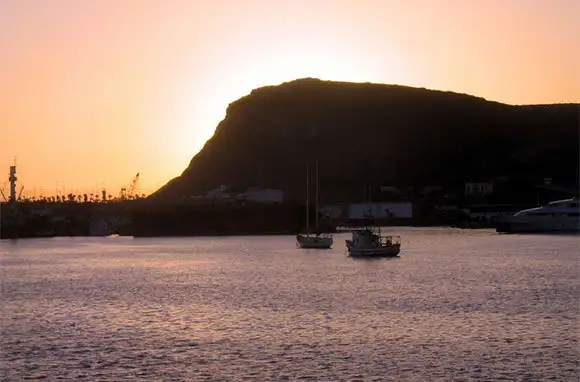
xmin=1 ymin=0 xmax=579 ymax=197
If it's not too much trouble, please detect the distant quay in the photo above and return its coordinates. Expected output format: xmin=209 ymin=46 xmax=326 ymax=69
xmin=0 ymin=200 xmax=134 ymax=239
xmin=0 ymin=200 xmax=337 ymax=239
xmin=1 ymin=199 xmax=447 ymax=239
xmin=2 ymin=195 xmax=576 ymax=239
xmin=131 ymin=202 xmax=336 ymax=237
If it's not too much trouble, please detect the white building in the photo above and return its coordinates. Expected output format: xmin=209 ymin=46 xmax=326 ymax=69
xmin=318 ymin=205 xmax=344 ymax=219
xmin=205 ymin=185 xmax=231 ymax=199
xmin=320 ymin=202 xmax=413 ymax=220
xmin=348 ymin=202 xmax=413 ymax=219
xmin=187 ymin=185 xmax=284 ymax=204
xmin=465 ymin=182 xmax=494 ymax=197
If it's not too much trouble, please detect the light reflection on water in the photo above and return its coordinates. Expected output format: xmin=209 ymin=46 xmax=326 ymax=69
xmin=1 ymin=228 xmax=578 ymax=380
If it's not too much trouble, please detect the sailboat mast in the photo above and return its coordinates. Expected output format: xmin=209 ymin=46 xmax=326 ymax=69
xmin=306 ymin=163 xmax=309 ymax=233
xmin=368 ymin=184 xmax=371 ymax=230
xmin=315 ymin=160 xmax=319 ymax=231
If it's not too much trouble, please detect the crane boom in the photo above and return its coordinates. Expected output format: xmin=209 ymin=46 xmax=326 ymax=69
xmin=127 ymin=173 xmax=140 ymax=196
xmin=120 ymin=172 xmax=140 ymax=200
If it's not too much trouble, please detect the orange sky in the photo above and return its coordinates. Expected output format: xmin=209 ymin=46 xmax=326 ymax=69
xmin=1 ymin=0 xmax=579 ymax=198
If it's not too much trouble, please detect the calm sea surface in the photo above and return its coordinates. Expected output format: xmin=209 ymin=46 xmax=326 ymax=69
xmin=1 ymin=228 xmax=578 ymax=381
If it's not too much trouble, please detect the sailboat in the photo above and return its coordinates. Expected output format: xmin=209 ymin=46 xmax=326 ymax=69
xmin=296 ymin=161 xmax=334 ymax=249
xmin=345 ymin=186 xmax=401 ymax=257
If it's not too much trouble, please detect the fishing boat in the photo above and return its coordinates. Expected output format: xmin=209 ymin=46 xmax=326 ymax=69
xmin=345 ymin=186 xmax=401 ymax=257
xmin=346 ymin=227 xmax=401 ymax=257
xmin=296 ymin=161 xmax=333 ymax=249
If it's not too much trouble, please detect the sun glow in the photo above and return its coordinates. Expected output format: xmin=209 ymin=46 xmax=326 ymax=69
xmin=168 ymin=47 xmax=386 ymax=171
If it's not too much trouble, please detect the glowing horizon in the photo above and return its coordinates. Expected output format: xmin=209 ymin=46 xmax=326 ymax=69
xmin=1 ymin=0 xmax=579 ymax=197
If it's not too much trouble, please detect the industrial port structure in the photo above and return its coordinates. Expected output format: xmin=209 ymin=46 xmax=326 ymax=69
xmin=1 ymin=165 xmax=144 ymax=204
xmin=0 ymin=165 xmax=144 ymax=239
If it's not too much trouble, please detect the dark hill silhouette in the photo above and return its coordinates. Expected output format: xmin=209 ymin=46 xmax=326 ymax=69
xmin=153 ymin=78 xmax=579 ymax=203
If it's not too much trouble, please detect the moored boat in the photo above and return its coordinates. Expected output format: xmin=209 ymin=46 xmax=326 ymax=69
xmin=345 ymin=185 xmax=402 ymax=257
xmin=496 ymin=197 xmax=579 ymax=233
xmin=346 ymin=228 xmax=401 ymax=257
xmin=296 ymin=160 xmax=333 ymax=249
xmin=296 ymin=233 xmax=334 ymax=249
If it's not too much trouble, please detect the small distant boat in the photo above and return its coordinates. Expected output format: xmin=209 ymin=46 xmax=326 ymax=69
xmin=89 ymin=216 xmax=114 ymax=236
xmin=345 ymin=186 xmax=401 ymax=257
xmin=296 ymin=160 xmax=333 ymax=249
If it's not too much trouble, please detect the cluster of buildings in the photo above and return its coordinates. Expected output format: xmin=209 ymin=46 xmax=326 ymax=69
xmin=185 ymin=176 xmax=577 ymax=227
xmin=188 ymin=185 xmax=284 ymax=204
xmin=188 ymin=184 xmax=414 ymax=222
xmin=319 ymin=202 xmax=413 ymax=221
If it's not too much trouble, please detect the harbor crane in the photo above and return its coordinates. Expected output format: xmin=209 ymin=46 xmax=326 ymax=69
xmin=1 ymin=183 xmax=23 ymax=202
xmin=120 ymin=173 xmax=140 ymax=200
xmin=0 ymin=182 xmax=7 ymax=202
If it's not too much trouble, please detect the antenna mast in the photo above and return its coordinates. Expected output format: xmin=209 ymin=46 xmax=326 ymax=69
xmin=9 ymin=164 xmax=17 ymax=203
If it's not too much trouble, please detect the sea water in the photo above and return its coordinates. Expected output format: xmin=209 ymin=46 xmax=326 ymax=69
xmin=1 ymin=228 xmax=578 ymax=380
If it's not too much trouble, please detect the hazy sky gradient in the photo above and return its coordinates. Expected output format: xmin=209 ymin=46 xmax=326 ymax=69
xmin=1 ymin=0 xmax=579 ymax=196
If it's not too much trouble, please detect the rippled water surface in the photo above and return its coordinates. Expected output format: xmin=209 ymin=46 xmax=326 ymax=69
xmin=1 ymin=228 xmax=578 ymax=381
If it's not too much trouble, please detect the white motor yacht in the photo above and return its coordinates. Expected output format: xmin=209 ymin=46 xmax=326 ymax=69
xmin=496 ymin=197 xmax=580 ymax=233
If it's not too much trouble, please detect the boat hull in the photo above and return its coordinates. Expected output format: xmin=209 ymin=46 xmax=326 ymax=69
xmin=296 ymin=234 xmax=333 ymax=249
xmin=496 ymin=217 xmax=580 ymax=233
xmin=345 ymin=241 xmax=401 ymax=257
